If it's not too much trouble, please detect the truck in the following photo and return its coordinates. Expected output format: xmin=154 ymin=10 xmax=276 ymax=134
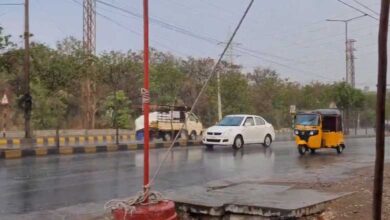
xmin=135 ymin=106 xmax=203 ymax=141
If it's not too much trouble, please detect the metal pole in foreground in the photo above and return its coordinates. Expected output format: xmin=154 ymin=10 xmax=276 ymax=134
xmin=24 ymin=0 xmax=31 ymax=138
xmin=373 ymin=0 xmax=389 ymax=219
xmin=143 ymin=0 xmax=150 ymax=198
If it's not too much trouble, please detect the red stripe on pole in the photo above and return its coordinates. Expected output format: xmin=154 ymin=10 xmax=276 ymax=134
xmin=143 ymin=0 xmax=150 ymax=197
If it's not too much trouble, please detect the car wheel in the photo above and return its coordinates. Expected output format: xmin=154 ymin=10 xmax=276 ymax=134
xmin=206 ymin=144 xmax=213 ymax=149
xmin=190 ymin=131 xmax=197 ymax=140
xmin=263 ymin=135 xmax=272 ymax=147
xmin=233 ymin=135 xmax=244 ymax=149
xmin=163 ymin=133 xmax=172 ymax=142
xmin=336 ymin=145 xmax=343 ymax=154
xmin=298 ymin=145 xmax=306 ymax=155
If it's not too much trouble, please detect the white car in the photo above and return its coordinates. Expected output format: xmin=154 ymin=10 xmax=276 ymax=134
xmin=202 ymin=114 xmax=275 ymax=149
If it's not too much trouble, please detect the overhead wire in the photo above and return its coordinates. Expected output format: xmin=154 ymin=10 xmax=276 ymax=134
xmin=68 ymin=0 xmax=190 ymax=57
xmin=336 ymin=0 xmax=378 ymax=20
xmin=352 ymin=0 xmax=380 ymax=16
xmin=75 ymin=0 xmax=358 ymax=82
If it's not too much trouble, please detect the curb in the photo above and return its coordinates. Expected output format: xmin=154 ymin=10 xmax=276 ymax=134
xmin=0 ymin=140 xmax=202 ymax=160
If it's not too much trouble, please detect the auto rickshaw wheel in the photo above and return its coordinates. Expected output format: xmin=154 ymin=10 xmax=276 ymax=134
xmin=336 ymin=145 xmax=344 ymax=154
xmin=298 ymin=145 xmax=306 ymax=155
xmin=310 ymin=149 xmax=316 ymax=154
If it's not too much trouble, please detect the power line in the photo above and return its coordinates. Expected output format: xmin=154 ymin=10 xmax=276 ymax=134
xmin=352 ymin=0 xmax=380 ymax=16
xmin=95 ymin=0 xmax=305 ymax=66
xmin=235 ymin=47 xmax=335 ymax=81
xmin=0 ymin=3 xmax=23 ymax=6
xmin=68 ymin=0 xmax=189 ymax=57
xmin=96 ymin=0 xmax=220 ymax=45
xmin=336 ymin=0 xmax=378 ymax=20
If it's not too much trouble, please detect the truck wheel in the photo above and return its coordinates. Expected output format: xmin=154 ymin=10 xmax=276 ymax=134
xmin=190 ymin=131 xmax=197 ymax=140
xmin=298 ymin=145 xmax=306 ymax=155
xmin=181 ymin=130 xmax=189 ymax=140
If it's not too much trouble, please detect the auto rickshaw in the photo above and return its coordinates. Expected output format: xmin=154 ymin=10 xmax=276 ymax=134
xmin=293 ymin=109 xmax=345 ymax=155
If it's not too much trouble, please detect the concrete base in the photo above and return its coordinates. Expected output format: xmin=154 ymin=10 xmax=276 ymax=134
xmin=167 ymin=183 xmax=349 ymax=219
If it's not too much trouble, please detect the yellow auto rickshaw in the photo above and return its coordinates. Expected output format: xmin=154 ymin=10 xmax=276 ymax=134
xmin=293 ymin=109 xmax=345 ymax=155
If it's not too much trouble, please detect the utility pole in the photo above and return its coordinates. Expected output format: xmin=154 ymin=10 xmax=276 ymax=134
xmin=23 ymin=0 xmax=32 ymax=139
xmin=347 ymin=39 xmax=357 ymax=88
xmin=83 ymin=0 xmax=96 ymax=129
xmin=216 ymin=40 xmax=240 ymax=121
xmin=373 ymin=0 xmax=389 ymax=218
xmin=327 ymin=14 xmax=367 ymax=86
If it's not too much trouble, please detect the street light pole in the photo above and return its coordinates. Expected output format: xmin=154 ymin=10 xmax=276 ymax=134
xmin=327 ymin=14 xmax=367 ymax=84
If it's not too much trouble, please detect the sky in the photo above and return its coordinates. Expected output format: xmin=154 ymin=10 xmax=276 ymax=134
xmin=0 ymin=0 xmax=381 ymax=89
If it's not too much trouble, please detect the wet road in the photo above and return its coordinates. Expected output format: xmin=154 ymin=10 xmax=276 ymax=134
xmin=0 ymin=137 xmax=389 ymax=216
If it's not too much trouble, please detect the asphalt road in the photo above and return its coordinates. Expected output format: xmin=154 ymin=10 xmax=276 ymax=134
xmin=0 ymin=137 xmax=389 ymax=216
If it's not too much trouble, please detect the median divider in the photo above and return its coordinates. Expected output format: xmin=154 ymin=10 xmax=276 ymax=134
xmin=0 ymin=140 xmax=203 ymax=159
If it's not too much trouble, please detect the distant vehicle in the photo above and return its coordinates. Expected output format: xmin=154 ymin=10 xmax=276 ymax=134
xmin=202 ymin=114 xmax=275 ymax=149
xmin=135 ymin=106 xmax=203 ymax=141
xmin=293 ymin=109 xmax=345 ymax=155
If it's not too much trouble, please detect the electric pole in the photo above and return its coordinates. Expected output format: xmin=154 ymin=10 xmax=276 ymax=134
xmin=347 ymin=39 xmax=357 ymax=88
xmin=216 ymin=40 xmax=240 ymax=121
xmin=373 ymin=0 xmax=389 ymax=218
xmin=327 ymin=14 xmax=367 ymax=86
xmin=23 ymin=0 xmax=32 ymax=139
xmin=83 ymin=0 xmax=96 ymax=129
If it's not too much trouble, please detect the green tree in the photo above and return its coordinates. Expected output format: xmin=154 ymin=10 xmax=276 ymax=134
xmin=102 ymin=90 xmax=132 ymax=129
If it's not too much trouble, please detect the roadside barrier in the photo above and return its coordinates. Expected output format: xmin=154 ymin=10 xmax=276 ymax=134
xmin=0 ymin=140 xmax=202 ymax=159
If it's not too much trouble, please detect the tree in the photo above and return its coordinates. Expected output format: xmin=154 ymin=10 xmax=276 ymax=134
xmin=0 ymin=27 xmax=13 ymax=52
xmin=102 ymin=90 xmax=132 ymax=129
xmin=332 ymin=82 xmax=365 ymax=134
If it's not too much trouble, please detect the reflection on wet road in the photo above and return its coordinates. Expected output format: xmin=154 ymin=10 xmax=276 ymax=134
xmin=0 ymin=137 xmax=388 ymax=215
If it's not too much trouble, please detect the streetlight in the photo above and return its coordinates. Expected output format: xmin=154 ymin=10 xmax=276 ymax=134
xmin=326 ymin=14 xmax=368 ymax=84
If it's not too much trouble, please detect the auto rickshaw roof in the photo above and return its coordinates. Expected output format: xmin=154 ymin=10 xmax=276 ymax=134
xmin=314 ymin=109 xmax=341 ymax=116
xmin=296 ymin=109 xmax=341 ymax=116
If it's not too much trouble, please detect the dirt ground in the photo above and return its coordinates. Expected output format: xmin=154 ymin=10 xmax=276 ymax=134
xmin=296 ymin=163 xmax=390 ymax=220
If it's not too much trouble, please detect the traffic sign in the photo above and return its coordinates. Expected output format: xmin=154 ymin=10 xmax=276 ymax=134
xmin=289 ymin=105 xmax=296 ymax=114
xmin=1 ymin=94 xmax=8 ymax=105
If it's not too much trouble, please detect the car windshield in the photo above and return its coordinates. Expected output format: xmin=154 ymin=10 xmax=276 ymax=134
xmin=218 ymin=116 xmax=244 ymax=126
xmin=296 ymin=114 xmax=320 ymax=126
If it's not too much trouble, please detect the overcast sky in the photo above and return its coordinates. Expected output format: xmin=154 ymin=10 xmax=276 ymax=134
xmin=0 ymin=0 xmax=381 ymax=89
